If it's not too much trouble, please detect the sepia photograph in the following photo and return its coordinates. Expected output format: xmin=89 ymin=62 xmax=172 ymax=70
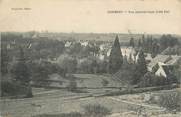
xmin=0 ymin=0 xmax=181 ymax=117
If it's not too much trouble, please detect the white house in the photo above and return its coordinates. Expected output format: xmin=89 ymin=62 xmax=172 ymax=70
xmin=80 ymin=41 xmax=88 ymax=46
xmin=154 ymin=62 xmax=167 ymax=77
xmin=147 ymin=55 xmax=171 ymax=72
xmin=65 ymin=41 xmax=72 ymax=47
xmin=148 ymin=54 xmax=181 ymax=72
xmin=154 ymin=62 xmax=174 ymax=78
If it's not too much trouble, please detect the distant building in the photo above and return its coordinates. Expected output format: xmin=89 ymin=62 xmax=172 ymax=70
xmin=65 ymin=41 xmax=72 ymax=47
xmin=148 ymin=55 xmax=181 ymax=78
xmin=148 ymin=55 xmax=181 ymax=72
xmin=153 ymin=62 xmax=174 ymax=78
xmin=147 ymin=55 xmax=171 ymax=72
xmin=80 ymin=41 xmax=88 ymax=46
xmin=121 ymin=47 xmax=137 ymax=62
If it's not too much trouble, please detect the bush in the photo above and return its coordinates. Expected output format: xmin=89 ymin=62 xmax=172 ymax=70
xmin=83 ymin=104 xmax=111 ymax=117
xmin=101 ymin=79 xmax=109 ymax=87
xmin=158 ymin=92 xmax=180 ymax=111
xmin=1 ymin=80 xmax=32 ymax=97
xmin=139 ymin=72 xmax=178 ymax=88
xmin=33 ymin=112 xmax=82 ymax=117
xmin=67 ymin=78 xmax=77 ymax=92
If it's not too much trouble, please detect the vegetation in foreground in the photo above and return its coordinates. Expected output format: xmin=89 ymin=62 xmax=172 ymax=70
xmin=33 ymin=104 xmax=111 ymax=117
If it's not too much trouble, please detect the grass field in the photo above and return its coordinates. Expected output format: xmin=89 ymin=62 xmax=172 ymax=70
xmin=1 ymin=74 xmax=180 ymax=117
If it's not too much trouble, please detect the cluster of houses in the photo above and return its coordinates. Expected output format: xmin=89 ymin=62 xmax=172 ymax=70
xmin=121 ymin=47 xmax=181 ymax=78
xmin=6 ymin=33 xmax=181 ymax=87
xmin=147 ymin=55 xmax=181 ymax=78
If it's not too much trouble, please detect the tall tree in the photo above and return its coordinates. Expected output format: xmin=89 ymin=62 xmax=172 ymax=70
xmin=12 ymin=47 xmax=31 ymax=83
xmin=1 ymin=45 xmax=9 ymax=76
xmin=138 ymin=39 xmax=142 ymax=47
xmin=134 ymin=49 xmax=147 ymax=84
xmin=11 ymin=47 xmax=33 ymax=97
xmin=109 ymin=35 xmax=123 ymax=74
xmin=129 ymin=37 xmax=135 ymax=48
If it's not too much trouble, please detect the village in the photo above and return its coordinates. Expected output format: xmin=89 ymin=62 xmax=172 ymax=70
xmin=1 ymin=32 xmax=181 ymax=117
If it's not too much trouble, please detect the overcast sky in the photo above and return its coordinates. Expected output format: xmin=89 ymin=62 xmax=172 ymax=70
xmin=0 ymin=0 xmax=181 ymax=34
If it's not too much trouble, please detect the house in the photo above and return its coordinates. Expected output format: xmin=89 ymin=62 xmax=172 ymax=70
xmin=154 ymin=62 xmax=174 ymax=78
xmin=80 ymin=41 xmax=88 ymax=46
xmin=147 ymin=55 xmax=171 ymax=72
xmin=166 ymin=55 xmax=181 ymax=65
xmin=148 ymin=55 xmax=181 ymax=71
xmin=147 ymin=54 xmax=181 ymax=78
xmin=65 ymin=41 xmax=72 ymax=47
xmin=145 ymin=53 xmax=153 ymax=63
xmin=121 ymin=47 xmax=137 ymax=61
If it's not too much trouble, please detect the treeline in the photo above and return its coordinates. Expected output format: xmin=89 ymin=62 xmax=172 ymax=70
xmin=1 ymin=33 xmax=65 ymax=61
xmin=130 ymin=34 xmax=181 ymax=57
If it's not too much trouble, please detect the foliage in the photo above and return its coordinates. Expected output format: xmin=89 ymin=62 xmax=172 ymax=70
xmin=83 ymin=104 xmax=111 ymax=117
xmin=101 ymin=79 xmax=109 ymax=87
xmin=115 ymin=63 xmax=137 ymax=86
xmin=29 ymin=61 xmax=66 ymax=86
xmin=77 ymin=56 xmax=102 ymax=74
xmin=133 ymin=50 xmax=147 ymax=84
xmin=129 ymin=37 xmax=135 ymax=48
xmin=9 ymin=47 xmax=33 ymax=97
xmin=58 ymin=54 xmax=77 ymax=73
xmin=159 ymin=34 xmax=179 ymax=51
xmin=173 ymin=65 xmax=181 ymax=84
xmin=1 ymin=45 xmax=9 ymax=76
xmin=11 ymin=47 xmax=31 ymax=84
xmin=67 ymin=74 xmax=77 ymax=91
xmin=1 ymin=79 xmax=30 ymax=97
xmin=109 ymin=35 xmax=123 ymax=74
xmin=33 ymin=112 xmax=82 ymax=117
xmin=139 ymin=71 xmax=178 ymax=88
xmin=158 ymin=92 xmax=180 ymax=111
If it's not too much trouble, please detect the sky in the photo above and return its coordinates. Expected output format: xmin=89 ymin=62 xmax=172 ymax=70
xmin=0 ymin=0 xmax=181 ymax=34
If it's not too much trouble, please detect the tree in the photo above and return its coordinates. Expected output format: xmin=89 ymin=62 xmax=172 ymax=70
xmin=138 ymin=39 xmax=142 ymax=47
xmin=11 ymin=47 xmax=31 ymax=83
xmin=116 ymin=63 xmax=137 ymax=86
xmin=134 ymin=49 xmax=147 ymax=84
xmin=11 ymin=47 xmax=33 ymax=97
xmin=67 ymin=74 xmax=77 ymax=91
xmin=129 ymin=37 xmax=135 ymax=48
xmin=109 ymin=35 xmax=123 ymax=74
xmin=1 ymin=45 xmax=9 ymax=76
xmin=58 ymin=54 xmax=77 ymax=73
xmin=69 ymin=42 xmax=82 ymax=55
xmin=151 ymin=41 xmax=159 ymax=58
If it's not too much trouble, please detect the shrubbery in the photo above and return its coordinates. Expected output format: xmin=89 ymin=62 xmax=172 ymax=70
xmin=83 ymin=104 xmax=111 ymax=117
xmin=158 ymin=92 xmax=180 ymax=111
xmin=33 ymin=112 xmax=82 ymax=117
xmin=34 ymin=104 xmax=111 ymax=117
xmin=138 ymin=72 xmax=178 ymax=88
xmin=101 ymin=79 xmax=109 ymax=87
xmin=1 ymin=80 xmax=30 ymax=97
